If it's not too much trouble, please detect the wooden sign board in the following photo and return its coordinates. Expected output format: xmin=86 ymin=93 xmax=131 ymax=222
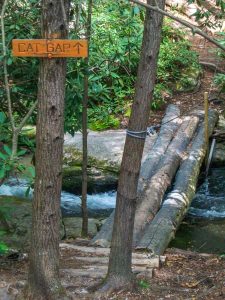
xmin=12 ymin=39 xmax=88 ymax=58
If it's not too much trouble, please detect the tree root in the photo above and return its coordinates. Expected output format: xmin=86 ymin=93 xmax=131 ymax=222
xmin=91 ymin=274 xmax=136 ymax=298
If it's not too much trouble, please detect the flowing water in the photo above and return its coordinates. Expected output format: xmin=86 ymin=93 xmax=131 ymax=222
xmin=0 ymin=178 xmax=116 ymax=218
xmin=1 ymin=167 xmax=225 ymax=253
xmin=170 ymin=167 xmax=225 ymax=253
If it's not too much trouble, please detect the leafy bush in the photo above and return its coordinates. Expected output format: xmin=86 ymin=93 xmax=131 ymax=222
xmin=1 ymin=1 xmax=200 ymax=134
xmin=214 ymin=73 xmax=225 ymax=93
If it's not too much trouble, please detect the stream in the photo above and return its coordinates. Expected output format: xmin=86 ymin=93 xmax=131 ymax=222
xmin=170 ymin=167 xmax=225 ymax=254
xmin=0 ymin=167 xmax=225 ymax=253
xmin=0 ymin=178 xmax=116 ymax=218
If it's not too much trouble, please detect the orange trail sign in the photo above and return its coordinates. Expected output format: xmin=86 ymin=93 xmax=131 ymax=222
xmin=12 ymin=39 xmax=88 ymax=58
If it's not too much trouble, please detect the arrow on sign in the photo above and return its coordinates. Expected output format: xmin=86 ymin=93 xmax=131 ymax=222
xmin=73 ymin=42 xmax=84 ymax=54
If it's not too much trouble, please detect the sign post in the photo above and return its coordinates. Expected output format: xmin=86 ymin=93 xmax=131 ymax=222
xmin=12 ymin=39 xmax=88 ymax=58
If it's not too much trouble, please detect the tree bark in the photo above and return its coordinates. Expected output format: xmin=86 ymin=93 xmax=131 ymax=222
xmin=26 ymin=1 xmax=70 ymax=299
xmin=90 ymin=104 xmax=181 ymax=248
xmin=102 ymin=0 xmax=166 ymax=290
xmin=133 ymin=115 xmax=199 ymax=245
xmin=137 ymin=110 xmax=219 ymax=254
xmin=81 ymin=0 xmax=93 ymax=237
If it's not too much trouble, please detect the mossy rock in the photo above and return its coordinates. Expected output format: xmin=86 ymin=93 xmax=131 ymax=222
xmin=174 ymin=66 xmax=201 ymax=93
xmin=62 ymin=165 xmax=118 ymax=194
xmin=63 ymin=147 xmax=120 ymax=173
xmin=63 ymin=217 xmax=102 ymax=238
xmin=63 ymin=146 xmax=118 ymax=193
xmin=0 ymin=196 xmax=32 ymax=250
xmin=212 ymin=143 xmax=225 ymax=167
xmin=0 ymin=196 xmax=105 ymax=251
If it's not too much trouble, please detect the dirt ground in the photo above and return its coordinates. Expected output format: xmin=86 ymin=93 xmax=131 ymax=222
xmin=149 ymin=69 xmax=224 ymax=127
xmin=1 ymin=239 xmax=225 ymax=300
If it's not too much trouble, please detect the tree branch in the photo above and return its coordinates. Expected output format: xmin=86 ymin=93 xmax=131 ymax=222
xmin=60 ymin=0 xmax=69 ymax=31
xmin=130 ymin=0 xmax=225 ymax=52
xmin=16 ymin=100 xmax=37 ymax=133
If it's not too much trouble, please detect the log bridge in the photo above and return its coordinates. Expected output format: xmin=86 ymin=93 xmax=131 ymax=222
xmin=90 ymin=104 xmax=219 ymax=255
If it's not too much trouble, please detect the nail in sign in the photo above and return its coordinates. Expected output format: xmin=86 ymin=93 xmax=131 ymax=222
xmin=12 ymin=39 xmax=88 ymax=58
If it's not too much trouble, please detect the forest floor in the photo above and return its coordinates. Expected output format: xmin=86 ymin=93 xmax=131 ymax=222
xmin=149 ymin=69 xmax=224 ymax=127
xmin=1 ymin=238 xmax=225 ymax=299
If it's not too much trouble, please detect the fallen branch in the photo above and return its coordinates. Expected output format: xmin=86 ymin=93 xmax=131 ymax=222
xmin=199 ymin=61 xmax=225 ymax=75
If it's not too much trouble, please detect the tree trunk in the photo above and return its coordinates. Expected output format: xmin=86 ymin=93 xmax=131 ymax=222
xmin=26 ymin=1 xmax=70 ymax=299
xmin=90 ymin=104 xmax=181 ymax=248
xmin=102 ymin=0 xmax=166 ymax=290
xmin=133 ymin=115 xmax=199 ymax=244
xmin=137 ymin=110 xmax=219 ymax=254
xmin=81 ymin=0 xmax=93 ymax=237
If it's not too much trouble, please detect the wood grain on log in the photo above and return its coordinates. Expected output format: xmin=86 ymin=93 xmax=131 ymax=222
xmin=133 ymin=115 xmax=199 ymax=245
xmin=136 ymin=110 xmax=219 ymax=254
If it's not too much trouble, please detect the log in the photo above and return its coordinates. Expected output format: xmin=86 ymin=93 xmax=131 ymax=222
xmin=136 ymin=110 xmax=219 ymax=254
xmin=133 ymin=115 xmax=199 ymax=244
xmin=90 ymin=104 xmax=181 ymax=247
xmin=60 ymin=243 xmax=162 ymax=261
xmin=62 ymin=266 xmax=153 ymax=278
xmin=75 ymin=256 xmax=160 ymax=268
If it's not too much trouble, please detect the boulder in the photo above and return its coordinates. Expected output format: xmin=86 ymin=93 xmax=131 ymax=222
xmin=0 ymin=196 xmax=104 ymax=252
xmin=212 ymin=143 xmax=225 ymax=167
xmin=212 ymin=115 xmax=225 ymax=167
xmin=0 ymin=196 xmax=32 ymax=251
xmin=63 ymin=130 xmax=156 ymax=193
xmin=174 ymin=66 xmax=201 ymax=93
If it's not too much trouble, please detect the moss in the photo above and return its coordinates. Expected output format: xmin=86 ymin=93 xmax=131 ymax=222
xmin=175 ymin=66 xmax=202 ymax=92
xmin=63 ymin=147 xmax=119 ymax=173
xmin=62 ymin=166 xmax=117 ymax=194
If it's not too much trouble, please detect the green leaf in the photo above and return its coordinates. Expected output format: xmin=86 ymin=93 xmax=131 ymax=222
xmin=0 ymin=152 xmax=7 ymax=160
xmin=3 ymin=145 xmax=12 ymax=156
xmin=25 ymin=186 xmax=31 ymax=198
xmin=27 ymin=166 xmax=35 ymax=178
xmin=7 ymin=57 xmax=13 ymax=65
xmin=17 ymin=149 xmax=27 ymax=156
xmin=133 ymin=6 xmax=140 ymax=15
xmin=0 ymin=168 xmax=5 ymax=179
xmin=17 ymin=164 xmax=26 ymax=172
xmin=0 ymin=242 xmax=9 ymax=254
xmin=0 ymin=112 xmax=6 ymax=124
xmin=138 ymin=280 xmax=150 ymax=289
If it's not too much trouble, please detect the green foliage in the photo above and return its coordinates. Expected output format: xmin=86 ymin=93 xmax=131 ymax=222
xmin=2 ymin=1 xmax=200 ymax=134
xmin=88 ymin=112 xmax=120 ymax=131
xmin=187 ymin=0 xmax=225 ymax=28
xmin=0 ymin=242 xmax=9 ymax=255
xmin=0 ymin=1 xmax=40 ymax=124
xmin=214 ymin=73 xmax=225 ymax=93
xmin=138 ymin=279 xmax=150 ymax=289
xmin=0 ymin=112 xmax=11 ymax=143
xmin=152 ymin=20 xmax=199 ymax=108
xmin=0 ymin=145 xmax=27 ymax=180
xmin=65 ymin=1 xmax=143 ymax=133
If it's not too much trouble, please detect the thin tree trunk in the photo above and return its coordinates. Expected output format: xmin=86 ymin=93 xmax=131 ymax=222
xmin=26 ymin=0 xmax=70 ymax=299
xmin=81 ymin=0 xmax=93 ymax=237
xmin=137 ymin=110 xmax=219 ymax=253
xmin=102 ymin=0 xmax=166 ymax=290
